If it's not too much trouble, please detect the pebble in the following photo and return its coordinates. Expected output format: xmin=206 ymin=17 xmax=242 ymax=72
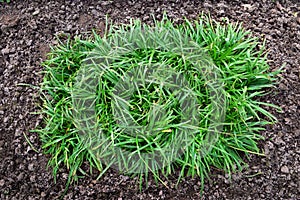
xmin=17 ymin=173 xmax=24 ymax=181
xmin=41 ymin=192 xmax=46 ymax=197
xmin=3 ymin=117 xmax=9 ymax=123
xmin=91 ymin=9 xmax=98 ymax=16
xmin=0 ymin=179 xmax=5 ymax=187
xmin=281 ymin=165 xmax=289 ymax=174
xmin=32 ymin=10 xmax=40 ymax=16
xmin=28 ymin=163 xmax=34 ymax=171
xmin=29 ymin=175 xmax=36 ymax=182
xmin=1 ymin=48 xmax=10 ymax=55
xmin=159 ymin=190 xmax=163 ymax=196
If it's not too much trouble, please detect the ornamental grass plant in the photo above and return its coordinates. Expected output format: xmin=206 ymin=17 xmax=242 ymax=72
xmin=34 ymin=15 xmax=281 ymax=192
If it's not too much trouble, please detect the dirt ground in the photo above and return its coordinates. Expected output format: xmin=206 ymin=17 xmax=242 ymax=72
xmin=0 ymin=0 xmax=299 ymax=199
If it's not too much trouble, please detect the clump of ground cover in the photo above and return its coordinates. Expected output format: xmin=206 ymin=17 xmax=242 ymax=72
xmin=34 ymin=15 xmax=280 ymax=192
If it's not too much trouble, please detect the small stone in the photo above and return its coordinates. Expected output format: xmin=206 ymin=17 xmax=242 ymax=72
xmin=28 ymin=163 xmax=34 ymax=171
xmin=1 ymin=48 xmax=10 ymax=55
xmin=91 ymin=9 xmax=98 ymax=16
xmin=203 ymin=2 xmax=212 ymax=8
xmin=17 ymin=173 xmax=24 ymax=181
xmin=101 ymin=1 xmax=111 ymax=6
xmin=9 ymin=48 xmax=16 ymax=53
xmin=3 ymin=117 xmax=9 ymax=123
xmin=281 ymin=165 xmax=289 ymax=174
xmin=242 ymin=4 xmax=255 ymax=12
xmin=32 ymin=10 xmax=40 ymax=16
xmin=276 ymin=2 xmax=284 ymax=11
xmin=66 ymin=24 xmax=72 ymax=31
xmin=29 ymin=175 xmax=36 ymax=182
xmin=159 ymin=190 xmax=163 ymax=196
xmin=27 ymin=40 xmax=33 ymax=46
xmin=0 ymin=179 xmax=5 ymax=187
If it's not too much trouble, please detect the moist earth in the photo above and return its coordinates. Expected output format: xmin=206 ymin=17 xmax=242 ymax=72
xmin=0 ymin=0 xmax=299 ymax=199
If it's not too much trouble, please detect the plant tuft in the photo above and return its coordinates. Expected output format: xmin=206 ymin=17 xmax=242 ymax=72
xmin=34 ymin=15 xmax=281 ymax=194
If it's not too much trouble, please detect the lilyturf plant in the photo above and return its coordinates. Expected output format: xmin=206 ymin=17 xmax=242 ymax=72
xmin=34 ymin=15 xmax=281 ymax=194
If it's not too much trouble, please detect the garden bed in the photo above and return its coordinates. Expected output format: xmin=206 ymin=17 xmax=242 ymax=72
xmin=0 ymin=0 xmax=299 ymax=199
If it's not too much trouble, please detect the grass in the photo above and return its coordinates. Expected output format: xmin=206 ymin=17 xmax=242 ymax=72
xmin=34 ymin=14 xmax=281 ymax=194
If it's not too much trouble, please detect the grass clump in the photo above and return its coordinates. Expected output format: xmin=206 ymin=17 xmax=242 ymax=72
xmin=34 ymin=15 xmax=280 ymax=192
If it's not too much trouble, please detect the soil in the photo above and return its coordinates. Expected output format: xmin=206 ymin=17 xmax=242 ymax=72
xmin=0 ymin=0 xmax=299 ymax=199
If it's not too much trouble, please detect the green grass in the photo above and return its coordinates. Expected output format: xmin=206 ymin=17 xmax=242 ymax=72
xmin=34 ymin=15 xmax=281 ymax=194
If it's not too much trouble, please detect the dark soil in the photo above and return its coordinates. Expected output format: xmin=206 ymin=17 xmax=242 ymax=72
xmin=0 ymin=0 xmax=299 ymax=199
